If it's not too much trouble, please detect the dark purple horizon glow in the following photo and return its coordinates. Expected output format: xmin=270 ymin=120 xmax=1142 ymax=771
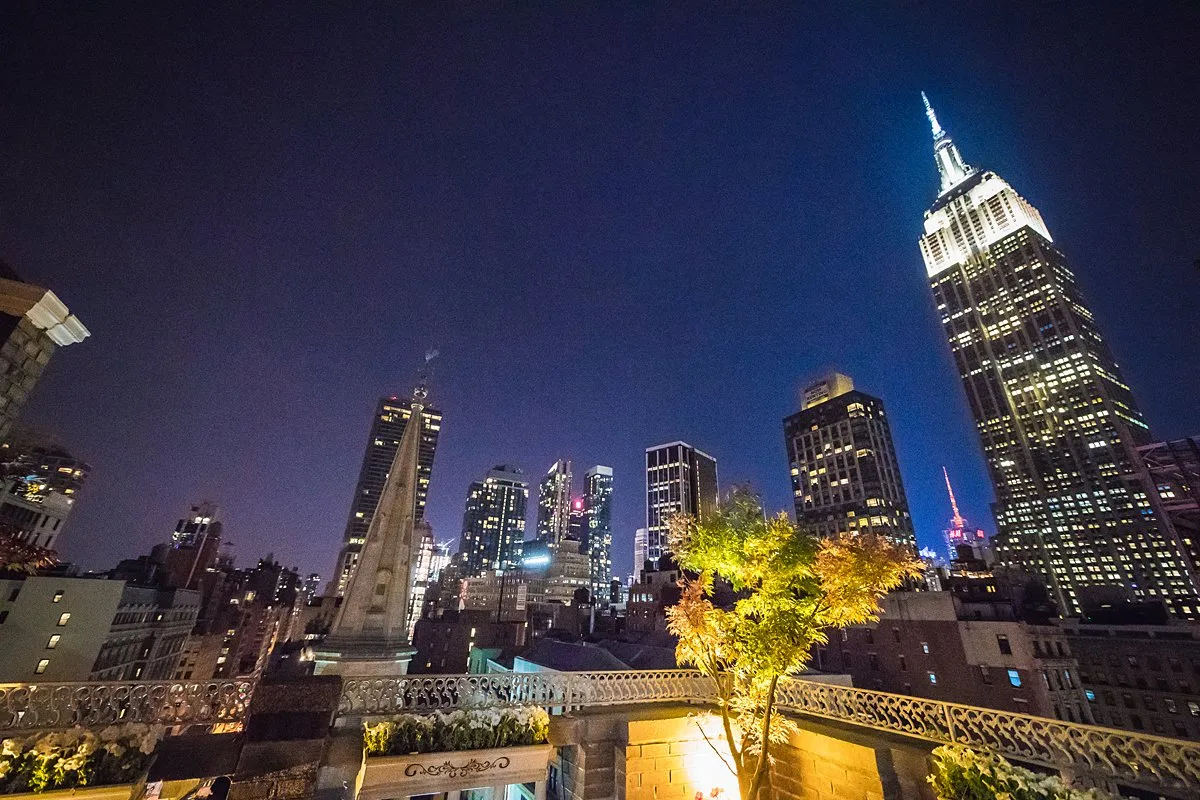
xmin=1 ymin=5 xmax=1197 ymax=586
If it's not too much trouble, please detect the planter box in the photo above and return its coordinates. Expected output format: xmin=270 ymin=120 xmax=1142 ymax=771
xmin=1 ymin=785 xmax=135 ymax=800
xmin=359 ymin=744 xmax=551 ymax=799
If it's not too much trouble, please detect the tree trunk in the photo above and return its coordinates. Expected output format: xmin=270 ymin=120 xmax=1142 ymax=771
xmin=746 ymin=675 xmax=779 ymax=800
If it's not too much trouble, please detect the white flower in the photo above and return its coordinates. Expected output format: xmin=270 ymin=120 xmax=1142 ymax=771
xmin=138 ymin=730 xmax=159 ymax=755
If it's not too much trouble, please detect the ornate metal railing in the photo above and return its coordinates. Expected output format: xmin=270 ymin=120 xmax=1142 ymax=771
xmin=775 ymin=678 xmax=1200 ymax=793
xmin=338 ymin=672 xmax=1200 ymax=793
xmin=0 ymin=680 xmax=254 ymax=733
xmin=339 ymin=670 xmax=715 ymax=716
xmin=4 ymin=672 xmax=1197 ymax=793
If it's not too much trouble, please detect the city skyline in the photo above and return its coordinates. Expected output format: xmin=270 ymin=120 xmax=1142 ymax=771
xmin=2 ymin=6 xmax=1197 ymax=585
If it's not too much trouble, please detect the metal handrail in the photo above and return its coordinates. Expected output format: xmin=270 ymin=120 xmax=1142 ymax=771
xmin=2 ymin=671 xmax=1197 ymax=792
xmin=0 ymin=679 xmax=254 ymax=733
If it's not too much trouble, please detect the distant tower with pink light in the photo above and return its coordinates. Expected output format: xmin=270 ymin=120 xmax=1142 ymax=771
xmin=942 ymin=467 xmax=988 ymax=560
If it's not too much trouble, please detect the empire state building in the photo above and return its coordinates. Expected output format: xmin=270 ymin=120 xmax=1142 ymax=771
xmin=917 ymin=94 xmax=1200 ymax=618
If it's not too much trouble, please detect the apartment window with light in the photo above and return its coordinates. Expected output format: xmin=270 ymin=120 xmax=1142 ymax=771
xmin=52 ymin=591 xmax=64 ymax=603
xmin=921 ymin=642 xmax=930 ymax=654
xmin=46 ymin=635 xmax=60 ymax=649
xmin=35 ymin=659 xmax=49 ymax=675
xmin=1007 ymin=669 xmax=1023 ymax=688
xmin=928 ymin=672 xmax=937 ymax=685
xmin=56 ymin=612 xmax=70 ymax=626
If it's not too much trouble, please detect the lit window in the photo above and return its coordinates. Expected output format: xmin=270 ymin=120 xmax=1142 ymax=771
xmin=56 ymin=613 xmax=71 ymax=627
xmin=1008 ymin=669 xmax=1022 ymax=688
xmin=35 ymin=659 xmax=49 ymax=674
xmin=928 ymin=672 xmax=937 ymax=685
xmin=52 ymin=591 xmax=64 ymax=603
xmin=921 ymin=642 xmax=930 ymax=654
xmin=46 ymin=635 xmax=60 ymax=649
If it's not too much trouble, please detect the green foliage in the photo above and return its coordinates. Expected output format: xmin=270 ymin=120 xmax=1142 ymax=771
xmin=928 ymin=745 xmax=1112 ymax=800
xmin=363 ymin=707 xmax=550 ymax=757
xmin=666 ymin=488 xmax=922 ymax=800
xmin=0 ymin=724 xmax=161 ymax=794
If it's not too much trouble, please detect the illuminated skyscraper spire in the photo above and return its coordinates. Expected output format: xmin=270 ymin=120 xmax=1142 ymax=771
xmin=922 ymin=92 xmax=974 ymax=194
xmin=943 ymin=466 xmax=965 ymax=531
xmin=919 ymin=101 xmax=1200 ymax=617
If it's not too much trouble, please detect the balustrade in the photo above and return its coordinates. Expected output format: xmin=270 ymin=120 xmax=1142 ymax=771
xmin=0 ymin=680 xmax=253 ymax=733
xmin=2 ymin=672 xmax=1197 ymax=793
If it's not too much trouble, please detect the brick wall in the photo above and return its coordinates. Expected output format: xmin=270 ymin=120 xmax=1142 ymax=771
xmin=549 ymin=704 xmax=936 ymax=800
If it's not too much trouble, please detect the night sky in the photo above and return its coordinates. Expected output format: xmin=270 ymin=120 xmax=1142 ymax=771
xmin=2 ymin=4 xmax=1197 ymax=586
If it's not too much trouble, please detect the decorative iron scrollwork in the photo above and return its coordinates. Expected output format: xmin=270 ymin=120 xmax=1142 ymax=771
xmin=403 ymin=755 xmax=511 ymax=779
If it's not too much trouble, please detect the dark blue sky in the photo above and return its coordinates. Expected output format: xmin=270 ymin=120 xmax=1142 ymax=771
xmin=2 ymin=4 xmax=1197 ymax=585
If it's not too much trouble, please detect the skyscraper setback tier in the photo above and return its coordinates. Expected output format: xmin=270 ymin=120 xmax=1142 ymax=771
xmin=332 ymin=397 xmax=441 ymax=597
xmin=783 ymin=373 xmax=916 ymax=550
xmin=917 ymin=94 xmax=1200 ymax=618
xmin=644 ymin=442 xmax=717 ymax=568
xmin=458 ymin=464 xmax=528 ymax=577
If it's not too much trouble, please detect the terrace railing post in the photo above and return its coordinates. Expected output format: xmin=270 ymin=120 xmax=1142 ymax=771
xmin=942 ymin=702 xmax=957 ymax=745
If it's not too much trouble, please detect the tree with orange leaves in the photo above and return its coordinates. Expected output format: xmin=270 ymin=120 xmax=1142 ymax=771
xmin=666 ymin=488 xmax=922 ymax=800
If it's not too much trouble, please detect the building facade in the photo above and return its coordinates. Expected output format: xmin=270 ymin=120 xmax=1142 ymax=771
xmin=815 ymin=591 xmax=1090 ymax=724
xmin=0 ymin=576 xmax=197 ymax=682
xmin=1137 ymin=437 xmax=1200 ymax=574
xmin=332 ymin=396 xmax=442 ymax=597
xmin=0 ymin=264 xmax=89 ymax=441
xmin=582 ymin=465 xmax=613 ymax=607
xmin=458 ymin=464 xmax=528 ymax=577
xmin=783 ymin=373 xmax=916 ymax=549
xmin=644 ymin=442 xmax=717 ymax=567
xmin=0 ymin=435 xmax=89 ymax=550
xmin=632 ymin=527 xmax=648 ymax=582
xmin=536 ymin=459 xmax=572 ymax=544
xmin=170 ymin=501 xmax=221 ymax=548
xmin=917 ymin=94 xmax=1200 ymax=617
xmin=1065 ymin=619 xmax=1200 ymax=741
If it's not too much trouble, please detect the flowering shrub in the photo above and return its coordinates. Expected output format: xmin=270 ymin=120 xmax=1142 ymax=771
xmin=0 ymin=724 xmax=162 ymax=794
xmin=363 ymin=707 xmax=550 ymax=757
xmin=928 ymin=745 xmax=1111 ymax=800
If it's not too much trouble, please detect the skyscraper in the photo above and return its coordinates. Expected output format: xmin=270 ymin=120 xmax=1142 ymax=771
xmin=582 ymin=465 xmax=613 ymax=607
xmin=0 ymin=263 xmax=89 ymax=442
xmin=942 ymin=467 xmax=988 ymax=560
xmin=633 ymin=527 xmax=648 ymax=581
xmin=0 ymin=433 xmax=89 ymax=551
xmin=536 ymin=459 xmax=572 ymax=544
xmin=783 ymin=373 xmax=916 ymax=550
xmin=918 ymin=94 xmax=1200 ymax=617
xmin=171 ymin=501 xmax=221 ymax=548
xmin=458 ymin=465 xmax=529 ymax=576
xmin=315 ymin=383 xmax=432 ymax=675
xmin=332 ymin=396 xmax=441 ymax=596
xmin=645 ymin=442 xmax=717 ymax=568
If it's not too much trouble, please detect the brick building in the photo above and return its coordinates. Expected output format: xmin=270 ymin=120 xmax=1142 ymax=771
xmin=1065 ymin=618 xmax=1200 ymax=740
xmin=817 ymin=591 xmax=1090 ymax=723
